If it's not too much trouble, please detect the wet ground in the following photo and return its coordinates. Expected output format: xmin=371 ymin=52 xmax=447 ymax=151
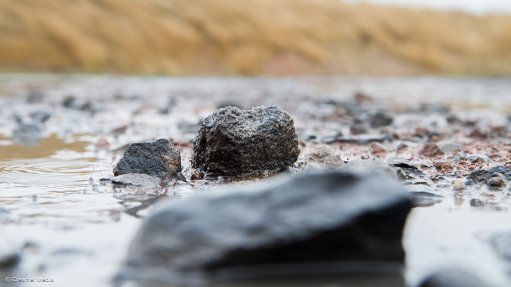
xmin=0 ymin=74 xmax=511 ymax=287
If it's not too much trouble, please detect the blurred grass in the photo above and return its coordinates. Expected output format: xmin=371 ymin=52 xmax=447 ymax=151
xmin=0 ymin=0 xmax=511 ymax=75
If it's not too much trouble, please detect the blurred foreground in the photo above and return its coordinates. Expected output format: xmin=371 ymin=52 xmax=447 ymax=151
xmin=1 ymin=0 xmax=511 ymax=75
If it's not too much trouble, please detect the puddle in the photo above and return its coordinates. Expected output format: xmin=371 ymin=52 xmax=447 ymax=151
xmin=0 ymin=75 xmax=510 ymax=287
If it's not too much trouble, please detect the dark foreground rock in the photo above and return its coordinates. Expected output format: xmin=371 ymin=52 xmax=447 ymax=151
xmin=117 ymin=170 xmax=412 ymax=286
xmin=192 ymin=106 xmax=299 ymax=176
xmin=114 ymin=139 xmax=181 ymax=179
xmin=418 ymin=268 xmax=488 ymax=287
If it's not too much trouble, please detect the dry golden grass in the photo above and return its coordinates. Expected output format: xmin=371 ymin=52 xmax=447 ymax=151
xmin=0 ymin=0 xmax=511 ymax=75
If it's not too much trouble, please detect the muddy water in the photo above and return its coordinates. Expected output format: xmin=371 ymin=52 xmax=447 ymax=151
xmin=0 ymin=75 xmax=511 ymax=287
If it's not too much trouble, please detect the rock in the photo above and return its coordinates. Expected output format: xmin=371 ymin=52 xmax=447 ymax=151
xmin=467 ymin=166 xmax=511 ymax=186
xmin=420 ymin=143 xmax=445 ymax=157
xmin=453 ymin=179 xmax=465 ymax=191
xmin=0 ymin=243 xmax=20 ymax=269
xmin=111 ymin=173 xmax=162 ymax=187
xmin=190 ymin=171 xmax=205 ymax=180
xmin=11 ymin=123 xmax=43 ymax=146
xmin=350 ymin=123 xmax=368 ymax=135
xmin=26 ymin=90 xmax=45 ymax=103
xmin=418 ymin=268 xmax=488 ymax=287
xmin=62 ymin=96 xmax=95 ymax=112
xmin=304 ymin=145 xmax=343 ymax=169
xmin=370 ymin=142 xmax=387 ymax=154
xmin=369 ymin=111 xmax=393 ymax=128
xmin=118 ymin=170 xmax=412 ymax=285
xmin=434 ymin=162 xmax=453 ymax=173
xmin=411 ymin=191 xmax=443 ymax=207
xmin=114 ymin=139 xmax=182 ymax=179
xmin=487 ymin=173 xmax=506 ymax=189
xmin=390 ymin=161 xmax=425 ymax=180
xmin=29 ymin=110 xmax=51 ymax=124
xmin=470 ymin=198 xmax=484 ymax=207
xmin=192 ymin=106 xmax=299 ymax=177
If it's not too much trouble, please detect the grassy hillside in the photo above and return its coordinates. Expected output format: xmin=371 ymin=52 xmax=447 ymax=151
xmin=1 ymin=0 xmax=511 ymax=75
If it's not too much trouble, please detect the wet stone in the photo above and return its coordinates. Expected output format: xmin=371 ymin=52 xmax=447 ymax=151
xmin=470 ymin=198 xmax=484 ymax=207
xmin=29 ymin=110 xmax=51 ymax=124
xmin=466 ymin=166 xmax=511 ymax=186
xmin=418 ymin=268 xmax=488 ymax=287
xmin=369 ymin=111 xmax=393 ymax=128
xmin=390 ymin=161 xmax=424 ymax=180
xmin=118 ymin=170 xmax=412 ymax=286
xmin=420 ymin=142 xmax=445 ymax=157
xmin=192 ymin=106 xmax=299 ymax=177
xmin=114 ymin=139 xmax=182 ymax=179
xmin=487 ymin=173 xmax=506 ymax=189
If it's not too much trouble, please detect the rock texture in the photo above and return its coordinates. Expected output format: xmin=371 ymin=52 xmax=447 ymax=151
xmin=466 ymin=166 xmax=511 ymax=186
xmin=418 ymin=268 xmax=488 ymax=287
xmin=192 ymin=106 xmax=299 ymax=176
xmin=118 ymin=170 xmax=412 ymax=286
xmin=114 ymin=139 xmax=181 ymax=179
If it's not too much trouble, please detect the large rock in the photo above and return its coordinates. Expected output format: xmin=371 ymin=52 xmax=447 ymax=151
xmin=117 ymin=170 xmax=412 ymax=286
xmin=191 ymin=106 xmax=299 ymax=176
xmin=114 ymin=139 xmax=181 ymax=179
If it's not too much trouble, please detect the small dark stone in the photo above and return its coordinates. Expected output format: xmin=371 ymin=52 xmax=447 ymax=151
xmin=29 ymin=110 xmax=51 ymax=124
xmin=190 ymin=171 xmax=205 ymax=180
xmin=192 ymin=106 xmax=299 ymax=176
xmin=418 ymin=268 xmax=488 ymax=287
xmin=114 ymin=139 xmax=181 ymax=179
xmin=390 ymin=162 xmax=425 ymax=180
xmin=470 ymin=198 xmax=484 ymax=207
xmin=26 ymin=90 xmax=45 ymax=103
xmin=467 ymin=166 xmax=511 ymax=186
xmin=62 ymin=96 xmax=77 ymax=108
xmin=369 ymin=111 xmax=393 ymax=128
xmin=350 ymin=123 xmax=368 ymax=135
xmin=118 ymin=170 xmax=412 ymax=286
xmin=0 ymin=251 xmax=20 ymax=269
xmin=62 ymin=95 xmax=95 ymax=112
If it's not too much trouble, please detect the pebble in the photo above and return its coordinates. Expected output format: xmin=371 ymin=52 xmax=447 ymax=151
xmin=420 ymin=142 xmax=445 ymax=157
xmin=370 ymin=141 xmax=387 ymax=154
xmin=453 ymin=179 xmax=465 ymax=191
xmin=487 ymin=173 xmax=506 ymax=189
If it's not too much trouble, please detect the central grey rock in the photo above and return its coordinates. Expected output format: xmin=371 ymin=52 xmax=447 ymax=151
xmin=117 ymin=170 xmax=412 ymax=286
xmin=191 ymin=106 xmax=299 ymax=177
